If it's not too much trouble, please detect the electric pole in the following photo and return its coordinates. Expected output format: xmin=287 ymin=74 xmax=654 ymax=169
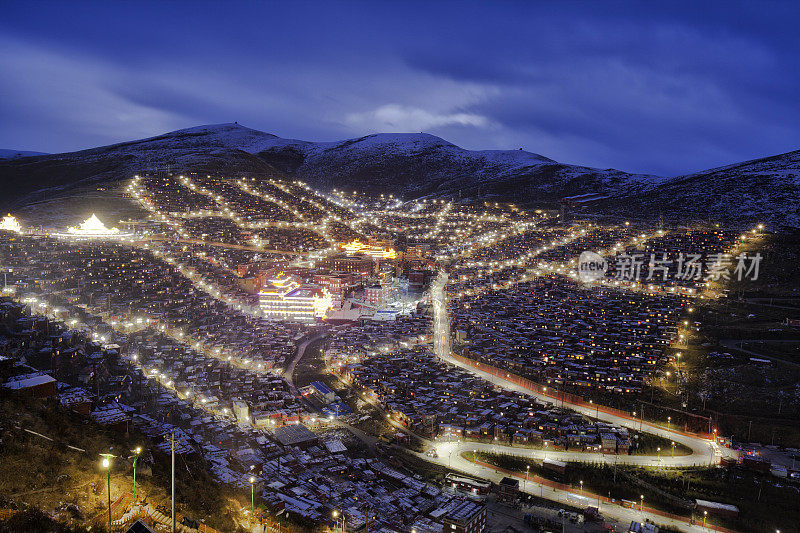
xmin=172 ymin=430 xmax=176 ymax=533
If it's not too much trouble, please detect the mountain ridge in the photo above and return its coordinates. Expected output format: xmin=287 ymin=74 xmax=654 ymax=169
xmin=0 ymin=123 xmax=798 ymax=228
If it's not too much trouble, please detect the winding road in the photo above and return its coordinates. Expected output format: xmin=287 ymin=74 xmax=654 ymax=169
xmin=419 ymin=271 xmax=737 ymax=531
xmin=412 ymin=443 xmax=722 ymax=533
xmin=429 ymin=271 xmax=725 ymax=467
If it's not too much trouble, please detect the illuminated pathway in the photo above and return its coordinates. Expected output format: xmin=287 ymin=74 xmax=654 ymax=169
xmin=402 ymin=273 xmax=736 ymax=531
xmin=428 ymin=274 xmax=725 ymax=468
xmin=145 ymin=235 xmax=308 ymax=257
xmin=359 ymin=387 xmax=723 ymax=532
xmin=284 ymin=332 xmax=329 ymax=396
xmin=431 ymin=271 xmax=451 ymax=360
xmin=411 ymin=444 xmax=725 ymax=533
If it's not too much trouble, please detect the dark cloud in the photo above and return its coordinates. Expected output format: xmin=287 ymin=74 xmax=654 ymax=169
xmin=0 ymin=1 xmax=798 ymax=176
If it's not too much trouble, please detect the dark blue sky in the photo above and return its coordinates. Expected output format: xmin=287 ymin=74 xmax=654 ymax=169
xmin=1 ymin=1 xmax=798 ymax=176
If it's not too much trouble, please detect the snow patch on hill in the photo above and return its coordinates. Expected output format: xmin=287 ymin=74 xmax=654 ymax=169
xmin=2 ymin=123 xmax=798 ymax=228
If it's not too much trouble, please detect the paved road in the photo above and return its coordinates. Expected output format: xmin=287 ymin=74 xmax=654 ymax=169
xmin=429 ymin=272 xmax=726 ymax=468
xmin=432 ymin=438 xmax=711 ymax=467
xmin=432 ymin=356 xmax=722 ymax=467
xmin=414 ymin=443 xmax=716 ymax=533
xmin=285 ymin=332 xmax=328 ymax=395
xmin=431 ymin=271 xmax=451 ymax=360
xmin=379 ymin=396 xmax=712 ymax=468
xmin=332 ymin=418 xmax=710 ymax=531
xmin=33 ymin=229 xmax=308 ymax=257
xmin=321 ymin=274 xmax=729 ymax=531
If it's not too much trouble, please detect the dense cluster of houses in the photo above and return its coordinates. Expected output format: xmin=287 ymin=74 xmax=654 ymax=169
xmin=2 ymin=173 xmax=746 ymax=532
xmin=2 ymin=237 xmax=301 ymax=370
xmin=135 ymin=174 xmax=362 ymax=249
xmin=450 ymin=275 xmax=681 ymax=395
xmin=443 ymin=228 xmax=737 ymax=397
xmin=0 ymin=230 xmax=488 ymax=532
xmin=331 ymin=344 xmax=632 ymax=454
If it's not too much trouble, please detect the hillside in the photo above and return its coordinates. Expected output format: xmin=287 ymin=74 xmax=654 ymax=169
xmin=0 ymin=123 xmax=658 ymax=210
xmin=0 ymin=125 xmax=284 ymax=210
xmin=0 ymin=123 xmax=798 ymax=228
xmin=253 ymin=130 xmax=661 ymax=200
xmin=0 ymin=391 xmax=128 ymax=531
xmin=0 ymin=392 xmax=243 ymax=532
xmin=601 ymin=150 xmax=800 ymax=230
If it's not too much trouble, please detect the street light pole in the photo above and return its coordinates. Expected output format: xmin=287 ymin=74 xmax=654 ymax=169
xmin=132 ymin=446 xmax=142 ymax=501
xmin=100 ymin=453 xmax=115 ymax=533
xmin=171 ymin=430 xmax=175 ymax=533
xmin=105 ymin=461 xmax=111 ymax=531
xmin=250 ymin=476 xmax=256 ymax=528
xmin=107 ymin=464 xmax=111 ymax=531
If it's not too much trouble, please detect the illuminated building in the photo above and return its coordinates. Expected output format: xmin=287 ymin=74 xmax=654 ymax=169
xmin=340 ymin=239 xmax=397 ymax=260
xmin=0 ymin=214 xmax=21 ymax=233
xmin=63 ymin=214 xmax=124 ymax=237
xmin=258 ymin=273 xmax=332 ymax=320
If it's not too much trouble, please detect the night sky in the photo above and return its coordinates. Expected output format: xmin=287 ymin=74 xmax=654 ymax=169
xmin=1 ymin=1 xmax=798 ymax=176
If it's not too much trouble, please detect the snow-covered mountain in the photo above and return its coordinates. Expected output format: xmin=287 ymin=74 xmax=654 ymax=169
xmin=0 ymin=124 xmax=281 ymax=208
xmin=0 ymin=123 xmax=659 ymax=208
xmin=601 ymin=150 xmax=800 ymax=230
xmin=0 ymin=123 xmax=798 ymax=228
xmin=253 ymin=128 xmax=663 ymax=200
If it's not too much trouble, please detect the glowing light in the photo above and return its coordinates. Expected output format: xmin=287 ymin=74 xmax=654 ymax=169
xmin=341 ymin=239 xmax=397 ymax=259
xmin=313 ymin=288 xmax=334 ymax=318
xmin=259 ymin=273 xmax=332 ymax=320
xmin=67 ymin=214 xmax=120 ymax=236
xmin=0 ymin=214 xmax=21 ymax=233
